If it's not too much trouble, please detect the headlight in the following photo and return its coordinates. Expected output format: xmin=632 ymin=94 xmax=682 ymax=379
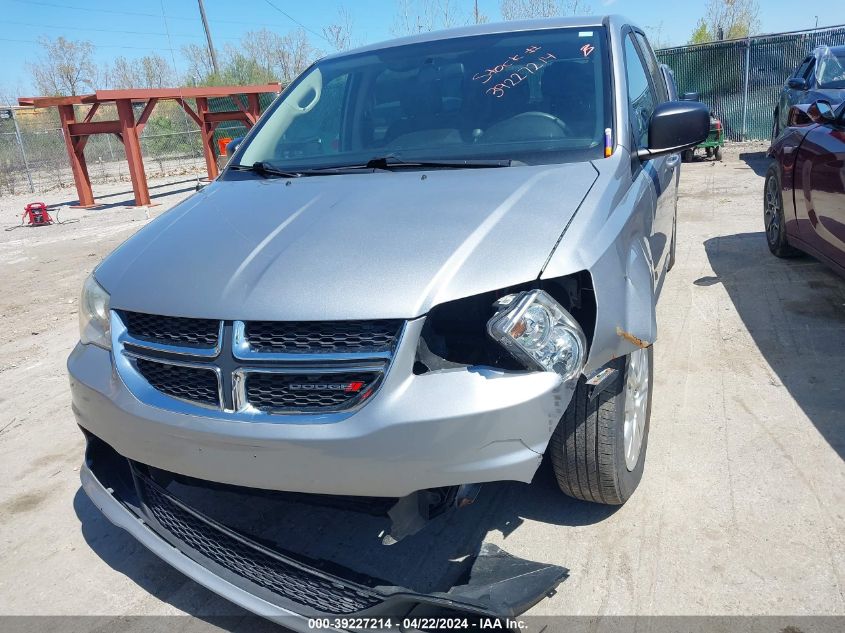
xmin=487 ymin=289 xmax=586 ymax=381
xmin=79 ymin=274 xmax=111 ymax=350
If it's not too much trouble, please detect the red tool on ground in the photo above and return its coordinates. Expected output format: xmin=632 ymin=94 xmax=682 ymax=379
xmin=22 ymin=202 xmax=54 ymax=227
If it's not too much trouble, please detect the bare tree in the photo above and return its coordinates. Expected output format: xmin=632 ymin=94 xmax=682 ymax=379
xmin=690 ymin=0 xmax=760 ymax=42
xmin=107 ymin=54 xmax=173 ymax=89
xmin=239 ymin=28 xmax=320 ymax=83
xmin=392 ymin=0 xmax=433 ymax=34
xmin=182 ymin=42 xmax=218 ymax=84
xmin=139 ymin=54 xmax=174 ymax=88
xmin=391 ymin=0 xmax=466 ymax=35
xmin=0 ymin=84 xmax=23 ymax=106
xmin=323 ymin=5 xmax=354 ymax=52
xmin=28 ymin=37 xmax=98 ymax=96
xmin=499 ymin=0 xmax=591 ymax=20
xmin=645 ymin=21 xmax=672 ymax=50
xmin=472 ymin=0 xmax=489 ymax=24
xmin=276 ymin=29 xmax=321 ymax=82
xmin=437 ymin=0 xmax=462 ymax=28
xmin=108 ymin=57 xmax=139 ymax=90
xmin=241 ymin=28 xmax=285 ymax=79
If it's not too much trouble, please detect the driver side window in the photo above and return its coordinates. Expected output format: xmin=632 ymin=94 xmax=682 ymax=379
xmin=624 ymin=33 xmax=657 ymax=150
xmin=795 ymin=56 xmax=813 ymax=79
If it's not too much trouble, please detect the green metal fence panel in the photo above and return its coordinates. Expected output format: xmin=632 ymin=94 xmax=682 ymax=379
xmin=657 ymin=25 xmax=845 ymax=141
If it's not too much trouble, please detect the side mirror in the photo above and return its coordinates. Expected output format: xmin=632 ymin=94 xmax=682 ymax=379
xmin=808 ymin=100 xmax=835 ymax=124
xmin=680 ymin=91 xmax=700 ymax=102
xmin=787 ymin=77 xmax=808 ymax=90
xmin=637 ymin=101 xmax=710 ymax=160
xmin=226 ymin=137 xmax=244 ymax=157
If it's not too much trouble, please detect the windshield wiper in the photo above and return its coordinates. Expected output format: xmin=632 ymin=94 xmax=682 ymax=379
xmin=364 ymin=156 xmax=513 ymax=170
xmin=229 ymin=156 xmax=514 ymax=179
xmin=229 ymin=162 xmax=304 ymax=178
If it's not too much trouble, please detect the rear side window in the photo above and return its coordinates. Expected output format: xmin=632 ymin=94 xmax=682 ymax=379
xmin=660 ymin=65 xmax=678 ymax=100
xmin=624 ymin=33 xmax=658 ymax=149
xmin=635 ymin=33 xmax=668 ymax=102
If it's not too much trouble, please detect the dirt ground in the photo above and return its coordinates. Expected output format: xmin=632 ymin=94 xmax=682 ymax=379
xmin=0 ymin=148 xmax=843 ymax=627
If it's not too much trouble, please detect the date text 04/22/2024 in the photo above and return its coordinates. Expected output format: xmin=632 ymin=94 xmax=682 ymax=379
xmin=307 ymin=617 xmax=530 ymax=630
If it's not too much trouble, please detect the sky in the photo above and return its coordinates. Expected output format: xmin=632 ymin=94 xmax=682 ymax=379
xmin=1 ymin=0 xmax=842 ymax=97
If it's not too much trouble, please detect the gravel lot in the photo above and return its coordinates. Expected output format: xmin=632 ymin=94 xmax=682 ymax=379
xmin=0 ymin=149 xmax=843 ymax=627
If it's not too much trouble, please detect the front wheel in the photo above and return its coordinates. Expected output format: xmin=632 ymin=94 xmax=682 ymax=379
xmin=714 ymin=146 xmax=723 ymax=161
xmin=549 ymin=347 xmax=653 ymax=505
xmin=764 ymin=164 xmax=801 ymax=258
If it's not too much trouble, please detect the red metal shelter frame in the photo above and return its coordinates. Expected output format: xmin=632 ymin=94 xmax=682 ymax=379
xmin=19 ymin=85 xmax=280 ymax=207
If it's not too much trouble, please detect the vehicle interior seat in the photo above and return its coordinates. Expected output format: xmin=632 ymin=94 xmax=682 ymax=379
xmin=542 ymin=60 xmax=598 ymax=139
xmin=385 ymin=64 xmax=462 ymax=148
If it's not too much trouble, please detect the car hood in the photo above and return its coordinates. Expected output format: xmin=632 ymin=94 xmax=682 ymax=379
xmin=98 ymin=163 xmax=598 ymax=320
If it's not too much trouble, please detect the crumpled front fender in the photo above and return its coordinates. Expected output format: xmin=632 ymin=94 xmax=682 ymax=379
xmin=540 ymin=151 xmax=658 ymax=374
xmin=585 ymin=236 xmax=657 ymax=372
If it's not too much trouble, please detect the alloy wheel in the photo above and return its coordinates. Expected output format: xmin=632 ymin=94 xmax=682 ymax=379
xmin=764 ymin=175 xmax=782 ymax=246
xmin=623 ymin=347 xmax=650 ymax=471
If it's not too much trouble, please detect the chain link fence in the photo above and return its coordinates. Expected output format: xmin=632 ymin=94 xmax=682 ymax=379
xmin=4 ymin=25 xmax=845 ymax=196
xmin=657 ymin=24 xmax=845 ymax=141
xmin=0 ymin=93 xmax=277 ymax=198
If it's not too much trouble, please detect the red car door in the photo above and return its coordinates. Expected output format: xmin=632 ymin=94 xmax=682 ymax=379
xmin=794 ymin=109 xmax=845 ymax=269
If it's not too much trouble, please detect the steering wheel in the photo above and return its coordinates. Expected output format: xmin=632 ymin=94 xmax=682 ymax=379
xmin=478 ymin=111 xmax=570 ymax=144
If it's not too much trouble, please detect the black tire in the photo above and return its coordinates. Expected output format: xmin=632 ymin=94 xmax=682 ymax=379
xmin=714 ymin=146 xmax=723 ymax=161
xmin=681 ymin=149 xmax=694 ymax=163
xmin=764 ymin=164 xmax=801 ymax=258
xmin=705 ymin=147 xmax=713 ymax=158
xmin=549 ymin=348 xmax=653 ymax=505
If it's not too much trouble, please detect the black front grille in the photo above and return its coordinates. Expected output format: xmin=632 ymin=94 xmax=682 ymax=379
xmin=122 ymin=311 xmax=220 ymax=348
xmin=246 ymin=372 xmax=380 ymax=412
xmin=136 ymin=358 xmax=219 ymax=407
xmin=245 ymin=320 xmax=402 ymax=354
xmin=137 ymin=474 xmax=382 ymax=614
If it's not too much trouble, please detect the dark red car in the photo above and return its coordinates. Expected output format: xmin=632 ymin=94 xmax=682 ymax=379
xmin=766 ymin=100 xmax=845 ymax=274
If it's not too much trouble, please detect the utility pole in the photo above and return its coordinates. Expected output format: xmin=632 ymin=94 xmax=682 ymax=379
xmin=474 ymin=0 xmax=480 ymax=24
xmin=197 ymin=0 xmax=220 ymax=76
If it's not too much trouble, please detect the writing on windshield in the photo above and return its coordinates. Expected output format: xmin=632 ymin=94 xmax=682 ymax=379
xmin=475 ymin=47 xmax=558 ymax=99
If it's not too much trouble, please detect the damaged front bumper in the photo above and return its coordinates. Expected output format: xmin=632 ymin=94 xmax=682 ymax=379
xmin=69 ymin=317 xmax=575 ymax=498
xmin=80 ymin=434 xmax=568 ymax=629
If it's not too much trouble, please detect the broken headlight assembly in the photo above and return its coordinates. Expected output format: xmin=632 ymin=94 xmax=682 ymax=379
xmin=79 ymin=273 xmax=111 ymax=350
xmin=487 ymin=289 xmax=586 ymax=381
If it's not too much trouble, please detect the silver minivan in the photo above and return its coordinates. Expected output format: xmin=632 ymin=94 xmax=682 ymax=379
xmin=71 ymin=15 xmax=707 ymax=626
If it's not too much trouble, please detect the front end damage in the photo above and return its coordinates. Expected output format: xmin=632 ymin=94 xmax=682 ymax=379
xmin=82 ymin=432 xmax=568 ymax=628
xmin=72 ymin=146 xmax=661 ymax=627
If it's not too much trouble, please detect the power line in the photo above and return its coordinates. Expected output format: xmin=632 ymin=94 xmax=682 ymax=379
xmin=0 ymin=36 xmax=182 ymax=52
xmin=10 ymin=0 xmax=193 ymax=19
xmin=261 ymin=0 xmax=329 ymax=42
xmin=3 ymin=19 xmax=206 ymax=39
xmin=10 ymin=0 xmax=323 ymax=32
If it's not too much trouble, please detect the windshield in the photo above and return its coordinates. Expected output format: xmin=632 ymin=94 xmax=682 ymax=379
xmin=816 ymin=47 xmax=845 ymax=89
xmin=234 ymin=27 xmax=611 ymax=171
